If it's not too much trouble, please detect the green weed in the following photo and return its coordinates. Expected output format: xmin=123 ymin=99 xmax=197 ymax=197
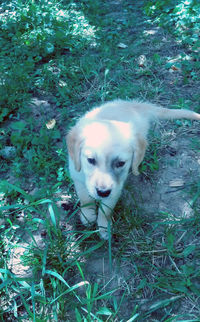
xmin=145 ymin=0 xmax=200 ymax=80
xmin=0 ymin=0 xmax=96 ymax=119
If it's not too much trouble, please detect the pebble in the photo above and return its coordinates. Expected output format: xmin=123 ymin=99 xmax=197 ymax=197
xmin=0 ymin=146 xmax=17 ymax=159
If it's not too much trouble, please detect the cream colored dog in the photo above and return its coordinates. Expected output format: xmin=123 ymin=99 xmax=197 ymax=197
xmin=67 ymin=100 xmax=200 ymax=239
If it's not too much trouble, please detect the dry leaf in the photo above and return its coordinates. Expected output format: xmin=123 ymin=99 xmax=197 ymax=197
xmin=169 ymin=179 xmax=185 ymax=187
xmin=118 ymin=42 xmax=128 ymax=49
xmin=137 ymin=55 xmax=147 ymax=67
xmin=170 ymin=65 xmax=180 ymax=72
xmin=46 ymin=119 xmax=56 ymax=129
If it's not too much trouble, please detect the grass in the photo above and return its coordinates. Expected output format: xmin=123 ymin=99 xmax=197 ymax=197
xmin=0 ymin=0 xmax=200 ymax=320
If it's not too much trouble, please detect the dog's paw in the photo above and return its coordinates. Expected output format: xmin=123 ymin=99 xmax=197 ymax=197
xmin=99 ymin=227 xmax=109 ymax=240
xmin=98 ymin=218 xmax=112 ymax=240
xmin=80 ymin=209 xmax=97 ymax=226
xmin=132 ymin=167 xmax=140 ymax=176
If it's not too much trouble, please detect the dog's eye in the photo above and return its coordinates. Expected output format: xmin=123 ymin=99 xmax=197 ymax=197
xmin=87 ymin=157 xmax=96 ymax=165
xmin=115 ymin=161 xmax=125 ymax=168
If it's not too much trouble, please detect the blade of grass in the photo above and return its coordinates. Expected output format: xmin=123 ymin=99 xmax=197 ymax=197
xmin=31 ymin=282 xmax=36 ymax=322
xmin=46 ymin=269 xmax=89 ymax=304
xmin=42 ymin=246 xmax=48 ymax=277
xmin=81 ymin=306 xmax=102 ymax=321
xmin=1 ymin=181 xmax=34 ymax=202
xmin=127 ymin=313 xmax=140 ymax=322
xmin=145 ymin=295 xmax=184 ymax=315
xmin=48 ymin=203 xmax=57 ymax=228
xmin=108 ymin=221 xmax=112 ymax=272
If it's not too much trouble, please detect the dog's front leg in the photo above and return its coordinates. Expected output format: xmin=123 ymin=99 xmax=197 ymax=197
xmin=132 ymin=135 xmax=147 ymax=175
xmin=97 ymin=193 xmax=120 ymax=240
xmin=73 ymin=180 xmax=97 ymax=226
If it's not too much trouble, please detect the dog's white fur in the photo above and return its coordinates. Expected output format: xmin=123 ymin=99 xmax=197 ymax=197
xmin=67 ymin=100 xmax=200 ymax=239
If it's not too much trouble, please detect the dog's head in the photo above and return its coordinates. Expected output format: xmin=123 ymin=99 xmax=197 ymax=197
xmin=67 ymin=119 xmax=137 ymax=200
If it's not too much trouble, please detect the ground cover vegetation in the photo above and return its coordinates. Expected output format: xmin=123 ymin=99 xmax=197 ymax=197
xmin=0 ymin=0 xmax=200 ymax=320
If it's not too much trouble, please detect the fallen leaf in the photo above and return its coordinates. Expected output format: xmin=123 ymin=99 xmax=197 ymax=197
xmin=118 ymin=42 xmax=128 ymax=49
xmin=46 ymin=119 xmax=56 ymax=129
xmin=169 ymin=65 xmax=181 ymax=73
xmin=169 ymin=179 xmax=185 ymax=187
xmin=137 ymin=55 xmax=147 ymax=67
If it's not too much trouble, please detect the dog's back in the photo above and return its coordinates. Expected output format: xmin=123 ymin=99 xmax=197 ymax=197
xmin=84 ymin=99 xmax=200 ymax=137
xmin=86 ymin=99 xmax=200 ymax=120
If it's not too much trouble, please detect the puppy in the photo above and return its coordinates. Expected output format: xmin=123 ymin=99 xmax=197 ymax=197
xmin=67 ymin=100 xmax=200 ymax=239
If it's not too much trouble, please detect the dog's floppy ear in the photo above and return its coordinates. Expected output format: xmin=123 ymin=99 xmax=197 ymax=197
xmin=132 ymin=135 xmax=147 ymax=176
xmin=66 ymin=125 xmax=83 ymax=172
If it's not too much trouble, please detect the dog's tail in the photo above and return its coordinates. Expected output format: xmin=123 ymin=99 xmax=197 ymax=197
xmin=151 ymin=105 xmax=200 ymax=121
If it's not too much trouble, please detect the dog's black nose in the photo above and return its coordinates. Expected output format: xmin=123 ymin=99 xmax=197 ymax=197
xmin=96 ymin=188 xmax=111 ymax=198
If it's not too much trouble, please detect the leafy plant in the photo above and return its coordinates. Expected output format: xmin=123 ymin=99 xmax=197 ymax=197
xmin=0 ymin=0 xmax=96 ymax=119
xmin=145 ymin=0 xmax=200 ymax=49
xmin=0 ymin=181 xmax=107 ymax=320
